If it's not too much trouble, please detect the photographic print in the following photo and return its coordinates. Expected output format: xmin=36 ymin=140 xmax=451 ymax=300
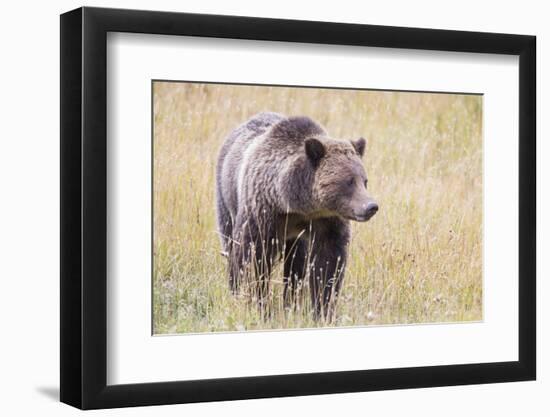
xmin=61 ymin=8 xmax=536 ymax=407
xmin=152 ymin=81 xmax=483 ymax=334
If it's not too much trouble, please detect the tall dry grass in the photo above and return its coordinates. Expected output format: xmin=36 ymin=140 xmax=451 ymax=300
xmin=153 ymin=82 xmax=483 ymax=334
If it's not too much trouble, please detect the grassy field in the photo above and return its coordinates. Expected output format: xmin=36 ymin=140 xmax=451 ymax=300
xmin=152 ymin=82 xmax=483 ymax=334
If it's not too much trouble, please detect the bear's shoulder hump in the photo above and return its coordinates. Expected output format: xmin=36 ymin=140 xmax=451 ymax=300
xmin=269 ymin=116 xmax=326 ymax=141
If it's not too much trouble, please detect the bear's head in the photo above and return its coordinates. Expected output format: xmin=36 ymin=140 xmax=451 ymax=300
xmin=305 ymin=136 xmax=378 ymax=222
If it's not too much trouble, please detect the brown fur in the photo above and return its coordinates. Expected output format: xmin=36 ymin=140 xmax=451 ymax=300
xmin=216 ymin=113 xmax=377 ymax=318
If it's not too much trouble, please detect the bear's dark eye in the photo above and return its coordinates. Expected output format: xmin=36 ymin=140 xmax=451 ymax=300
xmin=364 ymin=179 xmax=368 ymax=188
xmin=347 ymin=178 xmax=354 ymax=187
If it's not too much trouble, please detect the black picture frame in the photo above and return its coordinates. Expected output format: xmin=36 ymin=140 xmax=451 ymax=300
xmin=60 ymin=6 xmax=536 ymax=410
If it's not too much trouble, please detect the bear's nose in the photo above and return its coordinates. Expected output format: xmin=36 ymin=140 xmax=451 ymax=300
xmin=361 ymin=202 xmax=378 ymax=220
xmin=366 ymin=202 xmax=378 ymax=216
xmin=355 ymin=201 xmax=379 ymax=222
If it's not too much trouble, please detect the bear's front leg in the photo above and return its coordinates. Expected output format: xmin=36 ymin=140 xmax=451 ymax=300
xmin=283 ymin=238 xmax=308 ymax=309
xmin=308 ymin=218 xmax=350 ymax=321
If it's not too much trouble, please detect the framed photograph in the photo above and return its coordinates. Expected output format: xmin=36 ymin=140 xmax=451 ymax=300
xmin=60 ymin=6 xmax=536 ymax=409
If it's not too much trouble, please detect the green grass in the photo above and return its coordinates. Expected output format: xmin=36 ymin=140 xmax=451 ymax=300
xmin=152 ymin=82 xmax=483 ymax=334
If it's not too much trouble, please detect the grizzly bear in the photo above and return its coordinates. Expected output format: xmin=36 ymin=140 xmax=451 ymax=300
xmin=216 ymin=112 xmax=378 ymax=318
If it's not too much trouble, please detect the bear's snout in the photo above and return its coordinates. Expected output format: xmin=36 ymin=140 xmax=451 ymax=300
xmin=355 ymin=201 xmax=379 ymax=222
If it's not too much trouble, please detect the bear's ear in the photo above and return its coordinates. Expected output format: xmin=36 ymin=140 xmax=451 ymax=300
xmin=351 ymin=137 xmax=366 ymax=157
xmin=305 ymin=138 xmax=326 ymax=165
